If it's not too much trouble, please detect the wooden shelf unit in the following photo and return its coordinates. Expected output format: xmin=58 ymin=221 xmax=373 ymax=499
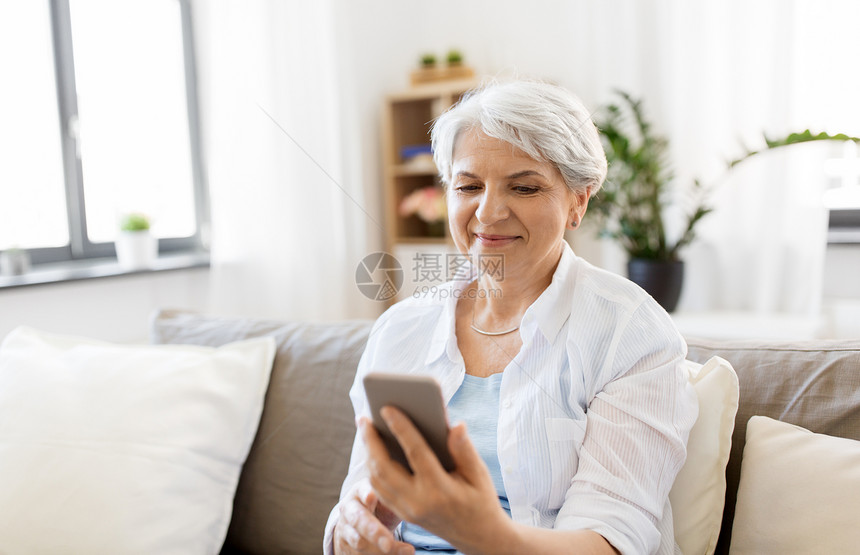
xmin=381 ymin=78 xmax=478 ymax=249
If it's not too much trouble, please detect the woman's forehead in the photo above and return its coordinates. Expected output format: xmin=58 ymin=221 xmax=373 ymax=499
xmin=452 ymin=129 xmax=556 ymax=177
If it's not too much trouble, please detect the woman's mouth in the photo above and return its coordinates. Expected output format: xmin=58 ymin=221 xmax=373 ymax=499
xmin=474 ymin=233 xmax=519 ymax=247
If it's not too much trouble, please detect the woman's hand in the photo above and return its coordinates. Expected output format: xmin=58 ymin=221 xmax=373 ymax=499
xmin=358 ymin=409 xmax=618 ymax=555
xmin=360 ymin=407 xmax=513 ymax=553
xmin=333 ymin=477 xmax=415 ymax=555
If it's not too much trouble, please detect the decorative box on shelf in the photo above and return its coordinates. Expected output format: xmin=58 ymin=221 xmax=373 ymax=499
xmin=410 ymin=64 xmax=476 ymax=86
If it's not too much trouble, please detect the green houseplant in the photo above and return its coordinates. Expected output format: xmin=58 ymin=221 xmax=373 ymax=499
xmin=591 ymin=90 xmax=860 ymax=311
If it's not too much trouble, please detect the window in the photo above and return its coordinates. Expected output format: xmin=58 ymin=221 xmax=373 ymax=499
xmin=0 ymin=0 xmax=206 ymax=266
xmin=824 ymin=142 xmax=860 ymax=244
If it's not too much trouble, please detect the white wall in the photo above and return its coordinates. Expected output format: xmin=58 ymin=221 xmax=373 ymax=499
xmin=822 ymin=245 xmax=860 ymax=338
xmin=0 ymin=268 xmax=209 ymax=343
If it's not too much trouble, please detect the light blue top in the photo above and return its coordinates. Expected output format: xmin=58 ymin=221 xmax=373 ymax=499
xmin=400 ymin=372 xmax=511 ymax=553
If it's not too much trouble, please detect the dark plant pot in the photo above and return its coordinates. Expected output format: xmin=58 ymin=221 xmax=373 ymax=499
xmin=627 ymin=258 xmax=684 ymax=313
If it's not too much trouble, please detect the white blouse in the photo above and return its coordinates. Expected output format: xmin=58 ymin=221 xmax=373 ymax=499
xmin=324 ymin=242 xmax=698 ymax=554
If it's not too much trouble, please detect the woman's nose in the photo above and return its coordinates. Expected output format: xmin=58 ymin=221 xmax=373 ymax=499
xmin=475 ymin=189 xmax=510 ymax=224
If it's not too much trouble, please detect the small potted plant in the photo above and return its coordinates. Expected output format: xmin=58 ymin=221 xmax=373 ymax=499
xmin=115 ymin=212 xmax=157 ymax=270
xmin=444 ymin=49 xmax=474 ymax=80
xmin=411 ymin=53 xmax=441 ymax=86
xmin=446 ymin=49 xmax=463 ymax=66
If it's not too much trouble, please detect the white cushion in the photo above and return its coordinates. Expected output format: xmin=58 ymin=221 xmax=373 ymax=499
xmin=0 ymin=326 xmax=275 ymax=554
xmin=729 ymin=415 xmax=860 ymax=554
xmin=670 ymin=356 xmax=739 ymax=555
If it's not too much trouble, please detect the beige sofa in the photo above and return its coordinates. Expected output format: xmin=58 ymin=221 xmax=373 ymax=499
xmin=150 ymin=310 xmax=860 ymax=555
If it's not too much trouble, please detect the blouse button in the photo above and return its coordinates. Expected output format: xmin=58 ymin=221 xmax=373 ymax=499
xmin=502 ymin=398 xmax=512 ymax=409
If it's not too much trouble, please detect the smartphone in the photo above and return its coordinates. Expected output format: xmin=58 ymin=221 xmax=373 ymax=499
xmin=363 ymin=372 xmax=455 ymax=473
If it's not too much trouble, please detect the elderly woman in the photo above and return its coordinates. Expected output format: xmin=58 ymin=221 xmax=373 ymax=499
xmin=324 ymin=80 xmax=697 ymax=555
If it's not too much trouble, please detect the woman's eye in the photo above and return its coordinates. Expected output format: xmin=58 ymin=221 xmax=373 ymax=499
xmin=456 ymin=184 xmax=481 ymax=193
xmin=513 ymin=185 xmax=539 ymax=194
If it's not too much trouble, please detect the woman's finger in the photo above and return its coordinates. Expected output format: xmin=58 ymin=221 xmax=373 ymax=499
xmin=380 ymin=406 xmax=445 ymax=477
xmin=339 ymin=497 xmax=395 ymax=554
xmin=448 ymin=422 xmax=492 ymax=487
xmin=335 ymin=519 xmax=371 ymax=554
xmin=354 ymin=478 xmax=405 ymax=533
xmin=336 ymin=477 xmax=415 ymax=555
xmin=359 ymin=417 xmax=412 ymax=497
xmin=356 ymin=478 xmax=379 ymax=512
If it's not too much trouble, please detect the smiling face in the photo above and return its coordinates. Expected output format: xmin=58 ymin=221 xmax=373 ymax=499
xmin=447 ymin=129 xmax=590 ymax=282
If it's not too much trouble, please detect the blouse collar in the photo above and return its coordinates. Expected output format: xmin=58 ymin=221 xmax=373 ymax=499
xmin=424 ymin=241 xmax=578 ymax=366
xmin=523 ymin=241 xmax=576 ymax=343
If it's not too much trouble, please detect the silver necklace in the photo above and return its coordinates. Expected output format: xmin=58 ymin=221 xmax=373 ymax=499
xmin=470 ymin=304 xmax=520 ymax=336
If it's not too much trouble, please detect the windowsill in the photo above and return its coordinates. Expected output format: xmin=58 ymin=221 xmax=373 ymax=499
xmin=827 ymin=229 xmax=860 ymax=244
xmin=0 ymin=251 xmax=210 ymax=290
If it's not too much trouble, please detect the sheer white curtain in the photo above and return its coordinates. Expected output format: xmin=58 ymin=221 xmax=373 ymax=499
xmin=193 ymin=0 xmax=379 ymax=321
xmin=572 ymin=0 xmax=860 ymax=318
xmin=659 ymin=1 xmax=850 ymax=317
xmin=665 ymin=1 xmax=860 ymax=317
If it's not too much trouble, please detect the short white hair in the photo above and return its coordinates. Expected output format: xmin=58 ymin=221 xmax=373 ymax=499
xmin=431 ymin=80 xmax=607 ymax=194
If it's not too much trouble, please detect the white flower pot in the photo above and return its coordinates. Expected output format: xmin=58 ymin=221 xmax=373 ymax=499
xmin=115 ymin=231 xmax=157 ymax=270
xmin=0 ymin=250 xmax=31 ymax=276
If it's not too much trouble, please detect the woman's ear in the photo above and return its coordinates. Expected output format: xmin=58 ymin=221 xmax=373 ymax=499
xmin=567 ymin=186 xmax=592 ymax=230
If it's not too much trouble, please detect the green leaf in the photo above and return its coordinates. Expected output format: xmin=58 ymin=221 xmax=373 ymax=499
xmin=731 ymin=130 xmax=860 ymax=168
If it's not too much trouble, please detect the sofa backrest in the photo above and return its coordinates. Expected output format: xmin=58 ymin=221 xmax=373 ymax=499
xmin=686 ymin=337 xmax=860 ymax=555
xmin=152 ymin=311 xmax=860 ymax=555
